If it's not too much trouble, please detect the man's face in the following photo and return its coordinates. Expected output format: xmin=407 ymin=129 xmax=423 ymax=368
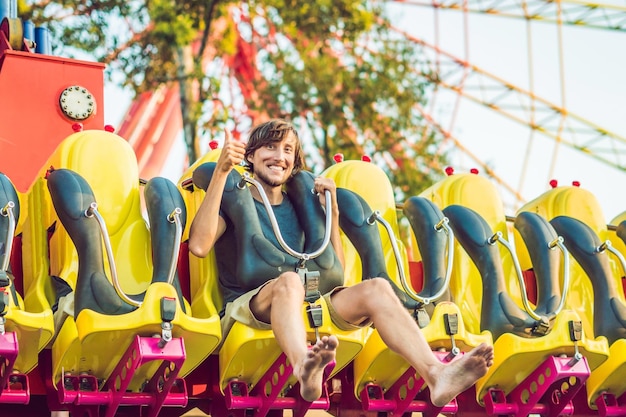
xmin=248 ymin=132 xmax=298 ymax=187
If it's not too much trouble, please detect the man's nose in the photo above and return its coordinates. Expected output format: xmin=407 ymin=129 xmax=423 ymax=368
xmin=274 ymin=148 xmax=286 ymax=160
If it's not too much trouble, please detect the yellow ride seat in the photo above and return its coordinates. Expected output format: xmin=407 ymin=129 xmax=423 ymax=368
xmin=323 ymin=160 xmax=491 ymax=411
xmin=177 ymin=150 xmax=370 ymax=410
xmin=420 ymin=172 xmax=608 ymax=407
xmin=27 ymin=130 xmax=221 ymax=395
xmin=520 ymin=185 xmax=626 ymax=411
xmin=609 ymin=211 xmax=626 ymax=247
xmin=0 ymin=172 xmax=54 ymax=393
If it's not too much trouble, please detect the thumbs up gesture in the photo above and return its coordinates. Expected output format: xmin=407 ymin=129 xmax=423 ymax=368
xmin=216 ymin=129 xmax=246 ymax=173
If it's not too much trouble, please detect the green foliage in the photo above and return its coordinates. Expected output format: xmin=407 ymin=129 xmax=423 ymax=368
xmin=244 ymin=1 xmax=446 ymax=198
xmin=24 ymin=0 xmax=448 ymax=197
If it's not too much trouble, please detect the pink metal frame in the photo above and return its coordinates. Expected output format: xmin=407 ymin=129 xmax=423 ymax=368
xmin=55 ymin=335 xmax=187 ymax=417
xmin=222 ymin=351 xmax=336 ymax=417
xmin=594 ymin=391 xmax=626 ymax=417
xmin=483 ymin=355 xmax=590 ymax=417
xmin=572 ymin=388 xmax=626 ymax=417
xmin=358 ymin=350 xmax=456 ymax=416
xmin=0 ymin=331 xmax=29 ymax=404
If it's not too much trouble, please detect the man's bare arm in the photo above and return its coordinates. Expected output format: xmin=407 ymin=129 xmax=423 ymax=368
xmin=188 ymin=130 xmax=245 ymax=258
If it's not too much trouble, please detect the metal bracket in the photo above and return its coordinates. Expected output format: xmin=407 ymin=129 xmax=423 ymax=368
xmin=158 ymin=297 xmax=177 ymax=348
xmin=567 ymin=320 xmax=583 ymax=366
xmin=532 ymin=315 xmax=554 ymax=336
xmin=443 ymin=313 xmax=460 ymax=362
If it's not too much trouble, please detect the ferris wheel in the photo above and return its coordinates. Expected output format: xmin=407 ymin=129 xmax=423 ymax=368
xmin=383 ymin=0 xmax=626 ymax=218
xmin=116 ymin=0 xmax=626 ymax=219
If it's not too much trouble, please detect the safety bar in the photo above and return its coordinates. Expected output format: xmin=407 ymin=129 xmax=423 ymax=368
xmin=166 ymin=207 xmax=183 ymax=286
xmin=596 ymin=239 xmax=626 ymax=277
xmin=367 ymin=211 xmax=454 ymax=305
xmin=1 ymin=201 xmax=15 ymax=274
xmin=488 ymin=232 xmax=570 ymax=321
xmin=85 ymin=202 xmax=142 ymax=307
xmin=238 ymin=172 xmax=332 ymax=261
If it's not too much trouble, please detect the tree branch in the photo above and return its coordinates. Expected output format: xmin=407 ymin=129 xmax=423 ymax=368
xmin=196 ymin=0 xmax=218 ymax=64
xmin=102 ymin=23 xmax=153 ymax=65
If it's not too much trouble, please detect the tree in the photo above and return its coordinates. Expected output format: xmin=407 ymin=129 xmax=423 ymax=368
xmin=22 ymin=0 xmax=448 ymax=199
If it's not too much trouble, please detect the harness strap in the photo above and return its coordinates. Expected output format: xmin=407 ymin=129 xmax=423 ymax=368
xmin=298 ymin=264 xmax=323 ymax=341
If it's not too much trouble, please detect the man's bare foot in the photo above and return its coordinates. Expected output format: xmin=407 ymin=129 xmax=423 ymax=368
xmin=429 ymin=342 xmax=494 ymax=407
xmin=293 ymin=335 xmax=338 ymax=402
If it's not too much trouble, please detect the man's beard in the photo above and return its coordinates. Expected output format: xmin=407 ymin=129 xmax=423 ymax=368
xmin=254 ymin=169 xmax=287 ymax=187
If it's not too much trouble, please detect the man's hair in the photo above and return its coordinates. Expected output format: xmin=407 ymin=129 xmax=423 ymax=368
xmin=245 ymin=119 xmax=306 ymax=176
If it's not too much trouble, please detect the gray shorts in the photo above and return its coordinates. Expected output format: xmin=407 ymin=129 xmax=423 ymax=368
xmin=220 ymin=282 xmax=372 ymax=338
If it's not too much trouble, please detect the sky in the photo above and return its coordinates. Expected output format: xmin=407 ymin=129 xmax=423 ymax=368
xmin=104 ymin=1 xmax=626 ymax=222
xmin=383 ymin=1 xmax=626 ymax=221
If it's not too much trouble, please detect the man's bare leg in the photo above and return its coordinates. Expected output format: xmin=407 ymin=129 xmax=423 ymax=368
xmin=330 ymin=278 xmax=494 ymax=407
xmin=251 ymin=272 xmax=337 ymax=402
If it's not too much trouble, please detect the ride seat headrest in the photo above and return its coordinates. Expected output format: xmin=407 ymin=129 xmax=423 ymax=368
xmin=325 ymin=161 xmax=396 ymax=220
xmin=54 ymin=131 xmax=142 ymax=236
xmin=521 ymin=186 xmax=606 ymax=236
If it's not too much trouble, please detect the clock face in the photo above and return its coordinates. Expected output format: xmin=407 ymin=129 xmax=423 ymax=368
xmin=59 ymin=85 xmax=96 ymax=121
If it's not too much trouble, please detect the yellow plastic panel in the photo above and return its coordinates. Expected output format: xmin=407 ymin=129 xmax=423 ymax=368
xmin=518 ymin=187 xmax=605 ymax=344
xmin=177 ymin=147 xmax=223 ymax=314
xmin=610 ymin=211 xmax=626 ymax=225
xmin=323 ymin=164 xmax=492 ymax=399
xmin=323 ymin=160 xmax=407 ymax=289
xmin=34 ymin=131 xmax=222 ymax=390
xmin=422 ymin=174 xmax=610 ymax=404
xmin=2 ymin=177 xmax=54 ymax=373
xmin=51 ymin=316 xmax=81 ymax=386
xmin=4 ymin=294 xmax=54 ymax=373
xmin=474 ymin=310 xmax=608 ymax=401
xmin=585 ymin=339 xmax=626 ymax=406
xmin=607 ymin=211 xmax=626 ymax=305
xmin=522 ymin=186 xmax=606 ymax=238
xmin=108 ymin=219 xmax=152 ymax=295
xmin=219 ymin=296 xmax=370 ymax=393
xmin=519 ymin=186 xmax=624 ymax=408
xmin=419 ymin=173 xmax=511 ymax=335
xmin=352 ymin=302 xmax=492 ymax=397
xmin=45 ymin=131 xmax=140 ymax=236
xmin=73 ymin=283 xmax=220 ymax=390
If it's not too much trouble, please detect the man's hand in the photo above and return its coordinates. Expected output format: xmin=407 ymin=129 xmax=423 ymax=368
xmin=314 ymin=176 xmax=344 ymax=267
xmin=313 ymin=176 xmax=338 ymax=213
xmin=216 ymin=129 xmax=246 ymax=173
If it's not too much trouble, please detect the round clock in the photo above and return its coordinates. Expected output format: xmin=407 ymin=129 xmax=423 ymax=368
xmin=59 ymin=85 xmax=96 ymax=121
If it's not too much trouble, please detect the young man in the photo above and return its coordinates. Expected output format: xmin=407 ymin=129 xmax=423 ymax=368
xmin=189 ymin=119 xmax=493 ymax=404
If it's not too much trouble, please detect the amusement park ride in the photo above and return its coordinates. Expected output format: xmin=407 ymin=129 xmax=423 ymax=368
xmin=1 ymin=0 xmax=626 ymax=416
